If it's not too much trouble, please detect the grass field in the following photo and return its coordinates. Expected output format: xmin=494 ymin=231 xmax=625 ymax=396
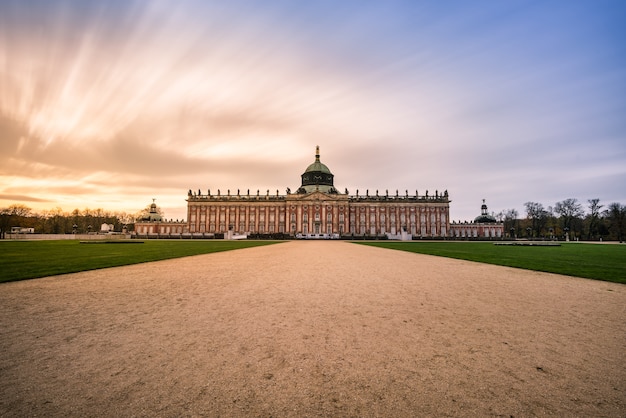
xmin=357 ymin=241 xmax=626 ymax=284
xmin=2 ymin=240 xmax=624 ymax=285
xmin=0 ymin=240 xmax=280 ymax=283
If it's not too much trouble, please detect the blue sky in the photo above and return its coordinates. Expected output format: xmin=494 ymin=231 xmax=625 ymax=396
xmin=1 ymin=0 xmax=625 ymax=221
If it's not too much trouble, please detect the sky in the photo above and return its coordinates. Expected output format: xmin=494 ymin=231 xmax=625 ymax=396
xmin=1 ymin=0 xmax=625 ymax=222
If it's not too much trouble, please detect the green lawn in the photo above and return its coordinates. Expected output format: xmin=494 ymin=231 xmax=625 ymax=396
xmin=356 ymin=241 xmax=626 ymax=284
xmin=0 ymin=240 xmax=281 ymax=283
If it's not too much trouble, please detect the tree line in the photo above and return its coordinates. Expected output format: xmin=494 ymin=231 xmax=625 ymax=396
xmin=496 ymin=199 xmax=626 ymax=242
xmin=0 ymin=204 xmax=160 ymax=239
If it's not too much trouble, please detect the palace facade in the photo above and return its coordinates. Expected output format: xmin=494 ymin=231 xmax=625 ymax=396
xmin=185 ymin=147 xmax=451 ymax=238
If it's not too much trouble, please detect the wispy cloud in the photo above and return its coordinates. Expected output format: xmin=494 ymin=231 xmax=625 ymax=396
xmin=1 ymin=0 xmax=624 ymax=220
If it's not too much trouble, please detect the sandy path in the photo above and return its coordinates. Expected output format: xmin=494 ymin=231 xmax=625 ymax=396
xmin=0 ymin=241 xmax=624 ymax=417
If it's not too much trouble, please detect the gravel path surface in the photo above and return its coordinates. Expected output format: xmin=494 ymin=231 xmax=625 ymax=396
xmin=1 ymin=241 xmax=624 ymax=417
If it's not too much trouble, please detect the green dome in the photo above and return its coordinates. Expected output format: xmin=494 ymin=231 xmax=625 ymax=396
xmin=141 ymin=199 xmax=162 ymax=222
xmin=474 ymin=199 xmax=497 ymax=223
xmin=297 ymin=146 xmax=337 ymax=194
xmin=474 ymin=214 xmax=497 ymax=223
xmin=304 ymin=160 xmax=332 ymax=174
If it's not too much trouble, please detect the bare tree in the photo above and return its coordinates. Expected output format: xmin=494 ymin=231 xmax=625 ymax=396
xmin=8 ymin=204 xmax=32 ymax=217
xmin=524 ymin=202 xmax=549 ymax=238
xmin=586 ymin=198 xmax=603 ymax=240
xmin=0 ymin=207 xmax=10 ymax=239
xmin=115 ymin=211 xmax=135 ymax=226
xmin=554 ymin=198 xmax=584 ymax=237
xmin=605 ymin=202 xmax=626 ymax=242
xmin=499 ymin=208 xmax=519 ymax=237
xmin=48 ymin=207 xmax=67 ymax=234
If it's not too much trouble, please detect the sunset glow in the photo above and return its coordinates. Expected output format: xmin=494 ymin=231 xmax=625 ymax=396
xmin=1 ymin=1 xmax=625 ymax=220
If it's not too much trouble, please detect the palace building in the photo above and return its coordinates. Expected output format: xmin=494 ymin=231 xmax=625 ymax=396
xmin=449 ymin=199 xmax=504 ymax=239
xmin=185 ymin=146 xmax=451 ymax=239
xmin=134 ymin=199 xmax=186 ymax=235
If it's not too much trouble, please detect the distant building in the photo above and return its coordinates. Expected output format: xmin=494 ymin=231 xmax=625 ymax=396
xmin=186 ymin=147 xmax=451 ymax=238
xmin=10 ymin=227 xmax=34 ymax=234
xmin=134 ymin=199 xmax=186 ymax=236
xmin=449 ymin=199 xmax=504 ymax=239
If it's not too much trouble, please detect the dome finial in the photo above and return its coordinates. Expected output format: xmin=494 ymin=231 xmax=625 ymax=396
xmin=315 ymin=145 xmax=320 ymax=162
